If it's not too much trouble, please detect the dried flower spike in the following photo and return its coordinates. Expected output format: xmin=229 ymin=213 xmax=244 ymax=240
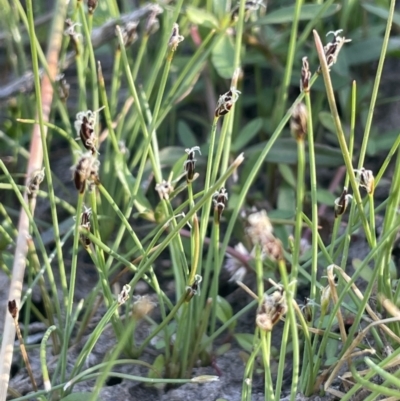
xmin=322 ymin=29 xmax=351 ymax=70
xmin=246 ymin=210 xmax=273 ymax=245
xmin=132 ymin=295 xmax=157 ymax=320
xmin=354 ymin=167 xmax=375 ymax=195
xmin=290 ymin=102 xmax=308 ymax=140
xmin=27 ymin=167 xmax=45 ymax=199
xmin=74 ymin=109 xmax=102 ymax=154
xmin=300 ymin=56 xmax=311 ymax=92
xmin=231 ymin=0 xmax=266 ymax=21
xmin=71 ymin=152 xmax=100 ymax=194
xmin=215 ymin=87 xmax=241 ymax=117
xmin=169 ymin=23 xmax=184 ymax=51
xmin=119 ymin=21 xmax=139 ymax=48
xmin=64 ymin=19 xmax=81 ymax=52
xmin=256 ymin=288 xmax=287 ymax=332
xmin=263 ymin=236 xmax=284 ymax=262
xmin=144 ymin=5 xmax=163 ymax=36
xmin=184 ymin=146 xmax=201 ymax=182
xmin=118 ymin=284 xmax=131 ymax=305
xmin=334 ymin=187 xmax=352 ymax=217
xmin=213 ymin=187 xmax=228 ymax=224
xmin=155 ymin=180 xmax=174 ymax=200
xmin=56 ymin=74 xmax=70 ymax=102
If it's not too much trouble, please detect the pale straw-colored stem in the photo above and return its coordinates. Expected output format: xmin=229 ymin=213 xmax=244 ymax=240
xmin=0 ymin=1 xmax=67 ymax=399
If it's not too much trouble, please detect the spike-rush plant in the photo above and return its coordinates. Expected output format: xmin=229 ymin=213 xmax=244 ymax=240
xmin=0 ymin=1 xmax=400 ymax=400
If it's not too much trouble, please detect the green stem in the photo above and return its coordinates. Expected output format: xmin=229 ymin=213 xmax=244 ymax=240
xmin=61 ymin=193 xmax=84 ymax=382
xmin=241 ymin=341 xmax=262 ymax=401
xmin=273 ymin=0 xmax=304 ymax=123
xmin=261 ymin=331 xmax=274 ymax=400
xmin=40 ymin=326 xmax=57 ymax=391
xmin=313 ymin=30 xmax=374 ymax=248
xmin=358 ymin=0 xmax=396 ymax=168
xmin=278 ymin=259 xmax=300 ymax=401
xmin=291 ymin=137 xmax=305 ymax=285
xmin=304 ymin=93 xmax=318 ymax=315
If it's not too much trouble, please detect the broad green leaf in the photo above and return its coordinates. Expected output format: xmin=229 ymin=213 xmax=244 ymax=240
xmin=213 ymin=0 xmax=229 ymax=20
xmin=268 ymin=209 xmax=296 ymax=220
xmin=325 ymin=356 xmax=339 ymax=366
xmin=325 ymin=338 xmax=339 ymax=363
xmin=234 ymin=333 xmax=256 ymax=353
xmin=177 ymin=120 xmax=197 ymax=149
xmin=211 ymin=35 xmax=235 ymax=79
xmin=367 ymin=130 xmax=400 ymax=156
xmin=171 ymin=153 xmax=189 ymax=181
xmin=278 ymin=163 xmax=296 ymax=188
xmin=231 ymin=118 xmax=264 ymax=152
xmin=258 ymin=4 xmax=341 ymax=25
xmin=245 ymin=138 xmax=343 ymax=167
xmin=319 ymin=111 xmax=336 ymax=134
xmin=186 ymin=6 xmax=219 ymax=28
xmin=277 ymin=182 xmax=295 ymax=213
xmin=215 ymin=343 xmax=231 ymax=357
xmin=60 ymin=394 xmax=98 ymax=401
xmin=216 ymin=295 xmax=236 ymax=330
xmin=148 ymin=354 xmax=164 ymax=379
xmin=362 ymin=3 xmax=400 ymax=27
xmin=344 ymin=37 xmax=398 ymax=65
xmin=315 ymin=189 xmax=336 ymax=206
xmin=354 ymin=259 xmax=374 ymax=281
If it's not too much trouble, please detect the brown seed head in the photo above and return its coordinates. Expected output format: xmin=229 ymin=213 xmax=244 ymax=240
xmin=321 ymin=29 xmax=352 ymax=70
xmin=184 ymin=146 xmax=201 ymax=182
xmin=72 ymin=152 xmax=100 ymax=194
xmin=8 ymin=300 xmax=18 ymax=319
xmin=185 ymin=275 xmax=202 ymax=302
xmin=87 ymin=0 xmax=98 ymax=14
xmin=334 ymin=187 xmax=352 ymax=217
xmin=215 ymin=87 xmax=241 ymax=117
xmin=79 ymin=205 xmax=92 ymax=247
xmin=75 ymin=110 xmax=100 ymax=154
xmin=300 ymin=56 xmax=311 ymax=92
xmin=290 ymin=102 xmax=308 ymax=140
xmin=213 ymin=187 xmax=228 ymax=224
xmin=27 ymin=167 xmax=45 ymax=199
xmin=355 ymin=167 xmax=375 ymax=195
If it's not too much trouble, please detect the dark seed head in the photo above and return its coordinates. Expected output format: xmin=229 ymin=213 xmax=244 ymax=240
xmin=87 ymin=0 xmax=98 ymax=14
xmin=8 ymin=300 xmax=18 ymax=319
xmin=72 ymin=153 xmax=100 ymax=194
